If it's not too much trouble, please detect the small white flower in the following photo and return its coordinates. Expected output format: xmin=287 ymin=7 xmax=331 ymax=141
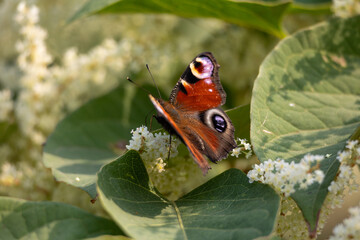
xmin=275 ymin=159 xmax=286 ymax=171
xmin=230 ymin=147 xmax=241 ymax=158
xmin=243 ymin=143 xmax=251 ymax=150
xmin=153 ymin=158 xmax=167 ymax=173
xmin=337 ymin=150 xmax=351 ymax=162
xmin=346 ymin=140 xmax=359 ymax=150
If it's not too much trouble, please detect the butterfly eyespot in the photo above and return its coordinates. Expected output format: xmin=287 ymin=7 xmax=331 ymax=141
xmin=201 ymin=108 xmax=229 ymax=133
xmin=212 ymin=114 xmax=227 ymax=133
xmin=190 ymin=57 xmax=213 ymax=79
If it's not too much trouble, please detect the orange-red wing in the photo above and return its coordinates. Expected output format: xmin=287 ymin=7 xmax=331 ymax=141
xmin=149 ymin=95 xmax=211 ymax=175
xmin=175 ymin=78 xmax=223 ymax=111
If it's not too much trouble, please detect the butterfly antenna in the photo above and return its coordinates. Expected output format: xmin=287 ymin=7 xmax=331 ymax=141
xmin=146 ymin=64 xmax=162 ymax=99
xmin=127 ymin=77 xmax=151 ymax=95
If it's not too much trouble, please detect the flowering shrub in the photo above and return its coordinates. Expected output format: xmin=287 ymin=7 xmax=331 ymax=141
xmin=0 ymin=1 xmax=360 ymax=240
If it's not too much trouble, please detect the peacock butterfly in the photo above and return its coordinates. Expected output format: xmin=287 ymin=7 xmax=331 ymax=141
xmin=149 ymin=52 xmax=237 ymax=175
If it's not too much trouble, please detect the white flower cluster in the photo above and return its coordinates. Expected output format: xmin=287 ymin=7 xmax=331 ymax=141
xmin=247 ymin=154 xmax=325 ymax=197
xmin=11 ymin=1 xmax=141 ymax=149
xmin=330 ymin=204 xmax=360 ymax=239
xmin=15 ymin=2 xmax=52 ymax=80
xmin=327 ymin=140 xmax=360 ymax=208
xmin=14 ymin=2 xmax=53 ymax=146
xmin=333 ymin=0 xmax=360 ymax=17
xmin=126 ymin=126 xmax=181 ymax=173
xmin=231 ymin=138 xmax=252 ymax=159
xmin=0 ymin=90 xmax=13 ymax=121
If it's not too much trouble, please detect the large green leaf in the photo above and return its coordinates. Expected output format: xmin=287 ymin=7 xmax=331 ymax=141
xmin=97 ymin=150 xmax=280 ymax=240
xmin=69 ymin=0 xmax=290 ymax=38
xmin=250 ymin=15 xmax=360 ymax=232
xmin=43 ymin=84 xmax=159 ymax=198
xmin=0 ymin=197 xmax=125 ymax=240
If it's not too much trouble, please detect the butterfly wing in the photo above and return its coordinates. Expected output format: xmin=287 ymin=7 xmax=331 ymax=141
xmin=150 ymin=95 xmax=237 ymax=175
xmin=193 ymin=108 xmax=236 ymax=162
xmin=169 ymin=52 xmax=226 ymax=111
xmin=149 ymin=95 xmax=211 ymax=175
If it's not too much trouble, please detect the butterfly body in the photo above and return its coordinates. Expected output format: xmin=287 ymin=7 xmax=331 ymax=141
xmin=149 ymin=52 xmax=237 ymax=175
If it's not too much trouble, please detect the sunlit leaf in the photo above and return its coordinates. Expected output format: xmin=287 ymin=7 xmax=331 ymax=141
xmin=97 ymin=150 xmax=280 ymax=240
xmin=251 ymin=16 xmax=360 ymax=231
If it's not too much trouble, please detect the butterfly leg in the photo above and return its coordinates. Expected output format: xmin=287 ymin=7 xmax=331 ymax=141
xmin=149 ymin=114 xmax=157 ymax=132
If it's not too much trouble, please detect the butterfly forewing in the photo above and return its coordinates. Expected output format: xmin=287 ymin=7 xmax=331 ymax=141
xmin=169 ymin=52 xmax=226 ymax=111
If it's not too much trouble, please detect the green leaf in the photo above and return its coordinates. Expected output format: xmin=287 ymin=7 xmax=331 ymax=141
xmin=69 ymin=0 xmax=290 ymax=38
xmin=43 ymin=84 xmax=159 ymax=198
xmin=250 ymin=15 xmax=360 ymax=231
xmin=227 ymin=104 xmax=251 ymax=141
xmin=0 ymin=197 xmax=125 ymax=240
xmin=288 ymin=0 xmax=332 ymax=14
xmin=292 ymin=0 xmax=332 ymax=9
xmin=97 ymin=150 xmax=280 ymax=240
